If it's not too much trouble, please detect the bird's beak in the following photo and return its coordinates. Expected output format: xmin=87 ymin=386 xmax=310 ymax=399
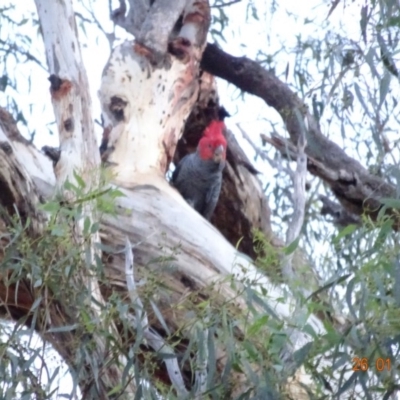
xmin=213 ymin=145 xmax=225 ymax=163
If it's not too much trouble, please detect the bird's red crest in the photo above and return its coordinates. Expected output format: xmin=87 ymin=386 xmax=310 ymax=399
xmin=204 ymin=120 xmax=226 ymax=138
xmin=198 ymin=120 xmax=227 ymax=161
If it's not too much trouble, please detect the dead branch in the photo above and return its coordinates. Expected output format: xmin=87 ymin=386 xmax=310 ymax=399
xmin=201 ymin=43 xmax=398 ymax=227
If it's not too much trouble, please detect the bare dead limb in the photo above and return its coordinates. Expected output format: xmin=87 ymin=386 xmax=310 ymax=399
xmin=319 ymin=195 xmax=361 ymax=227
xmin=262 ymin=131 xmax=399 ymax=227
xmin=201 ymin=43 xmax=398 ymax=226
xmin=282 ymin=113 xmax=308 ymax=282
xmin=34 ymin=0 xmax=100 ymax=186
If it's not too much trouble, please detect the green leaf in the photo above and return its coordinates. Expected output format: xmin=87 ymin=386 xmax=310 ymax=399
xmin=333 ymin=224 xmax=358 ymax=244
xmin=345 ymin=278 xmax=357 ymax=320
xmin=33 ymin=278 xmax=42 ymax=288
xmin=83 ymin=216 xmax=91 ymax=235
xmin=150 ymin=300 xmax=171 ymax=336
xmin=63 ymin=179 xmax=78 ymax=193
xmin=90 ymin=222 xmax=100 ymax=233
xmin=206 ymin=326 xmax=217 ymax=389
xmin=30 ymin=296 xmax=42 ymax=312
xmin=354 ymin=82 xmax=370 ymax=115
xmin=293 ymin=341 xmax=312 ymax=368
xmin=0 ymin=75 xmax=8 ymax=91
xmin=40 ymin=201 xmax=60 ymax=213
xmin=23 ymin=348 xmax=40 ymax=370
xmin=284 ymin=236 xmax=300 ymax=255
xmin=380 ymin=197 xmax=400 ymax=209
xmin=73 ymin=170 xmax=86 ymax=189
xmin=336 ymin=372 xmax=358 ymax=396
xmin=373 ymin=218 xmax=393 ymax=250
xmin=51 ymin=225 xmax=65 ymax=237
xmin=247 ymin=315 xmax=269 ymax=336
xmin=360 ymin=5 xmax=369 ymax=43
xmin=307 ymin=273 xmax=352 ymax=300
xmin=107 ymin=384 xmax=123 ymax=397
xmin=379 ymin=71 xmax=391 ymax=109
xmin=387 ymin=16 xmax=400 ymax=28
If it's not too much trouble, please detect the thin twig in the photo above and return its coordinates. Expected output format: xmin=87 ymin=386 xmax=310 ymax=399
xmin=125 ymin=237 xmax=148 ymax=327
xmin=285 ymin=112 xmax=307 ymax=249
xmin=79 ymin=2 xmax=115 ymax=50
xmin=237 ymin=123 xmax=292 ymax=176
xmin=279 ymin=112 xmax=309 ymax=372
xmin=236 ymin=123 xmax=267 ymax=161
xmin=0 ymin=39 xmax=47 ymax=72
xmin=124 ymin=237 xmax=188 ymax=397
xmin=194 ymin=320 xmax=208 ymax=398
xmin=211 ymin=0 xmax=242 ymax=8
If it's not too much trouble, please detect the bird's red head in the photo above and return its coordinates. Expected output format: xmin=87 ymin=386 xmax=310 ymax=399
xmin=198 ymin=121 xmax=227 ymax=162
xmin=203 ymin=120 xmax=226 ymax=138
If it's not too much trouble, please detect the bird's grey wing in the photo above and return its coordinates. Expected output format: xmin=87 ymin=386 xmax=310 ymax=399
xmin=171 ymin=154 xmax=190 ymax=185
xmin=202 ymin=178 xmax=222 ymax=220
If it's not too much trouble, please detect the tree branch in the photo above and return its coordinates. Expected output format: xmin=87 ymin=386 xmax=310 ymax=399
xmin=319 ymin=195 xmax=361 ymax=227
xmin=201 ymin=43 xmax=397 ymax=226
xmin=34 ymin=0 xmax=100 ymax=185
xmin=111 ymin=0 xmax=150 ymax=37
xmin=137 ymin=0 xmax=187 ymax=61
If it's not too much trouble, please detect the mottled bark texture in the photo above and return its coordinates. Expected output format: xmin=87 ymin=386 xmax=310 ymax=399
xmin=99 ymin=0 xmax=211 ymax=183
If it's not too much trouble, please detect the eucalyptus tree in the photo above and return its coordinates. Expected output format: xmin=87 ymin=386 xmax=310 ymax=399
xmin=0 ymin=0 xmax=399 ymax=399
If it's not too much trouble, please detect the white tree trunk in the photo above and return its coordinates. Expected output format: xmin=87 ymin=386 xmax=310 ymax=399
xmin=33 ymin=0 xmax=135 ymax=396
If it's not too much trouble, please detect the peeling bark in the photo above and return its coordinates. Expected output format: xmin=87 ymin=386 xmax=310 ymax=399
xmin=0 ymin=110 xmax=47 ymax=230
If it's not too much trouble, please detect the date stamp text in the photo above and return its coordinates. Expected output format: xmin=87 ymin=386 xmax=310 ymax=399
xmin=352 ymin=357 xmax=391 ymax=372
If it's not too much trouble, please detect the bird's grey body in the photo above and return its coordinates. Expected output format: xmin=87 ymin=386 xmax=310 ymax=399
xmin=172 ymin=150 xmax=225 ymax=220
